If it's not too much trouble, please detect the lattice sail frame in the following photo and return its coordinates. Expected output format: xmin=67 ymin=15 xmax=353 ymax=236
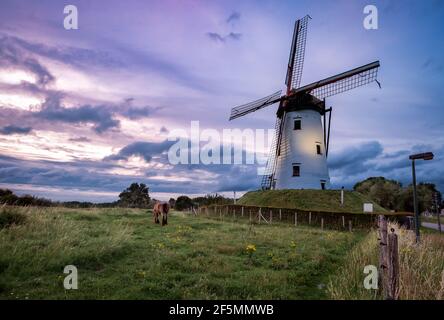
xmin=260 ymin=116 xmax=282 ymax=189
xmin=295 ymin=61 xmax=380 ymax=100
xmin=285 ymin=15 xmax=311 ymax=90
xmin=229 ymin=90 xmax=282 ymax=121
xmin=311 ymin=66 xmax=379 ymax=99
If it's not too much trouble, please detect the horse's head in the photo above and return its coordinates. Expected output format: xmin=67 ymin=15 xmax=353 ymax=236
xmin=161 ymin=203 xmax=170 ymax=226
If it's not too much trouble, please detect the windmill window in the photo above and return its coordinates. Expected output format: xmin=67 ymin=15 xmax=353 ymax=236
xmin=316 ymin=144 xmax=322 ymax=155
xmin=321 ymin=180 xmax=326 ymax=190
xmin=292 ymin=164 xmax=300 ymax=177
xmin=294 ymin=119 xmax=301 ymax=130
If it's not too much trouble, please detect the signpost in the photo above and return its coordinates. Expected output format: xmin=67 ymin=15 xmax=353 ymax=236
xmin=409 ymin=152 xmax=434 ymax=243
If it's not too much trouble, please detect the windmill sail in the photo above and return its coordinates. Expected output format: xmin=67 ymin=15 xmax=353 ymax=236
xmin=295 ymin=61 xmax=380 ymax=99
xmin=229 ymin=90 xmax=282 ymax=120
xmin=261 ymin=116 xmax=282 ymax=189
xmin=285 ymin=15 xmax=311 ymax=91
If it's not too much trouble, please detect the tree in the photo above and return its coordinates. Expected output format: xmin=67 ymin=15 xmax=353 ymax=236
xmin=175 ymin=196 xmax=193 ymax=211
xmin=354 ymin=177 xmax=402 ymax=210
xmin=118 ymin=183 xmax=150 ymax=208
xmin=192 ymin=193 xmax=232 ymax=206
xmin=353 ymin=177 xmax=442 ymax=213
xmin=396 ymin=183 xmax=440 ymax=213
xmin=0 ymin=189 xmax=18 ymax=204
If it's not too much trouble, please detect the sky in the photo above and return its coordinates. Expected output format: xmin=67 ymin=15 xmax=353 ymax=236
xmin=0 ymin=0 xmax=443 ymax=202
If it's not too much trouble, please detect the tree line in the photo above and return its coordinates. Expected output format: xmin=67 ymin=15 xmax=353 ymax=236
xmin=353 ymin=177 xmax=442 ymax=213
xmin=1 ymin=178 xmax=442 ymax=213
xmin=0 ymin=183 xmax=234 ymax=210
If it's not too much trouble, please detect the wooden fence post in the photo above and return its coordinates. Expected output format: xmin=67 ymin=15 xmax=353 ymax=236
xmin=241 ymin=206 xmax=244 ymax=217
xmin=258 ymin=208 xmax=261 ymax=224
xmin=270 ymin=210 xmax=273 ymax=224
xmin=249 ymin=210 xmax=252 ymax=223
xmin=321 ymin=218 xmax=324 ymax=230
xmin=378 ymin=215 xmax=388 ymax=298
xmin=295 ymin=212 xmax=298 ymax=226
xmin=309 ymin=212 xmax=311 ymax=225
xmin=348 ymin=220 xmax=352 ymax=232
xmin=279 ymin=209 xmax=282 ymax=221
xmin=342 ymin=216 xmax=345 ymax=228
xmin=387 ymin=228 xmax=399 ymax=300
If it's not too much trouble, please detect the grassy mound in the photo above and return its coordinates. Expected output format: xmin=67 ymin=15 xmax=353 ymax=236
xmin=237 ymin=189 xmax=386 ymax=213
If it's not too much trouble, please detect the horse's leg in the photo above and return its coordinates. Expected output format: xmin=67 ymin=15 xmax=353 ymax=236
xmin=154 ymin=212 xmax=160 ymax=224
xmin=161 ymin=213 xmax=165 ymax=226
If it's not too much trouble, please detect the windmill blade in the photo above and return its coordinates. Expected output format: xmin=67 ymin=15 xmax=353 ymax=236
xmin=295 ymin=61 xmax=380 ymax=99
xmin=261 ymin=117 xmax=282 ymax=190
xmin=285 ymin=15 xmax=311 ymax=92
xmin=229 ymin=90 xmax=282 ymax=121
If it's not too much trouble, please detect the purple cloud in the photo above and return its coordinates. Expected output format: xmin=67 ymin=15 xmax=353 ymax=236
xmin=0 ymin=125 xmax=32 ymax=135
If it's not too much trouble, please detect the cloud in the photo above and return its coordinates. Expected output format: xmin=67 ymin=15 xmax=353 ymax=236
xmin=226 ymin=32 xmax=242 ymax=41
xmin=35 ymin=94 xmax=120 ymax=133
xmin=206 ymin=32 xmax=242 ymax=43
xmin=120 ymin=105 xmax=156 ymax=120
xmin=421 ymin=57 xmax=444 ymax=73
xmin=68 ymin=136 xmax=91 ymax=143
xmin=226 ymin=12 xmax=241 ymax=24
xmin=207 ymin=12 xmax=242 ymax=44
xmin=328 ymin=141 xmax=444 ymax=191
xmin=328 ymin=141 xmax=383 ymax=174
xmin=207 ymin=32 xmax=226 ymax=43
xmin=0 ymin=125 xmax=32 ymax=135
xmin=1 ymin=34 xmax=123 ymax=69
xmin=104 ymin=140 xmax=175 ymax=162
xmin=213 ymin=165 xmax=259 ymax=192
xmin=0 ymin=35 xmax=55 ymax=86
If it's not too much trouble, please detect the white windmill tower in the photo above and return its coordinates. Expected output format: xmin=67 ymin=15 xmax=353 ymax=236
xmin=228 ymin=15 xmax=380 ymax=190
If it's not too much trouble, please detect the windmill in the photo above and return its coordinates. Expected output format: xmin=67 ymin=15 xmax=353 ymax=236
xmin=228 ymin=15 xmax=380 ymax=190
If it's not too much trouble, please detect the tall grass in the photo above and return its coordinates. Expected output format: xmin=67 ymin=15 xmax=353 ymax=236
xmin=0 ymin=206 xmax=132 ymax=285
xmin=0 ymin=206 xmax=27 ymax=229
xmin=327 ymin=224 xmax=444 ymax=300
xmin=0 ymin=205 xmax=364 ymax=299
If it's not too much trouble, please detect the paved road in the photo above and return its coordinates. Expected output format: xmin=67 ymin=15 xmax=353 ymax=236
xmin=422 ymin=222 xmax=442 ymax=232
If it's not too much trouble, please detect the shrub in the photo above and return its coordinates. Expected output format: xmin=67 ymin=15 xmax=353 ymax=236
xmin=0 ymin=207 xmax=27 ymax=229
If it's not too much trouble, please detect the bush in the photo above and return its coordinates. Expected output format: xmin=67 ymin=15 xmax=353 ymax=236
xmin=0 ymin=208 xmax=27 ymax=229
xmin=175 ymin=196 xmax=193 ymax=211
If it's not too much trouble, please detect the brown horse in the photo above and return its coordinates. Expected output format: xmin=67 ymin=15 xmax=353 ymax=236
xmin=153 ymin=202 xmax=169 ymax=226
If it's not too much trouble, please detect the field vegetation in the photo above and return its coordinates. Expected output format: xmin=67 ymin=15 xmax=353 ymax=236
xmin=0 ymin=205 xmax=363 ymax=299
xmin=327 ymin=223 xmax=444 ymax=299
xmin=1 ymin=205 xmax=442 ymax=300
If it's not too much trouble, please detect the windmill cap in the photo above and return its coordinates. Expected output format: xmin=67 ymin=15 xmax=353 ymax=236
xmin=277 ymin=92 xmax=325 ymax=117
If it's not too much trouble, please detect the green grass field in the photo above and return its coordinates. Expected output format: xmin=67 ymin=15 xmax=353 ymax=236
xmin=0 ymin=206 xmax=365 ymax=299
xmin=237 ymin=190 xmax=387 ymax=213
